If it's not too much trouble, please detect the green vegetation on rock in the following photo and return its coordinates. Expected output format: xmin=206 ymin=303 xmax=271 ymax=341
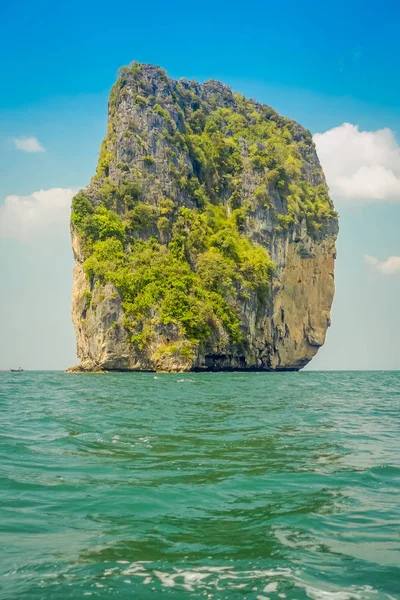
xmin=71 ymin=62 xmax=337 ymax=368
xmin=72 ymin=192 xmax=274 ymax=353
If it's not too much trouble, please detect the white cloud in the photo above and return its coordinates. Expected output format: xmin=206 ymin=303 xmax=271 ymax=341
xmin=314 ymin=123 xmax=400 ymax=202
xmin=365 ymin=255 xmax=400 ymax=275
xmin=12 ymin=136 xmax=45 ymax=153
xmin=0 ymin=188 xmax=76 ymax=243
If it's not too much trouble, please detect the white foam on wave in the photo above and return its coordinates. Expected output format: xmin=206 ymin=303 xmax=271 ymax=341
xmin=153 ymin=570 xmax=176 ymax=588
xmin=100 ymin=561 xmax=392 ymax=599
xmin=264 ymin=581 xmax=278 ymax=592
xmin=302 ymin=586 xmax=362 ymax=599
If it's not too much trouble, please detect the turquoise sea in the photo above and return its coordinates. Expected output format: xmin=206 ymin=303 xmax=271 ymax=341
xmin=0 ymin=371 xmax=399 ymax=600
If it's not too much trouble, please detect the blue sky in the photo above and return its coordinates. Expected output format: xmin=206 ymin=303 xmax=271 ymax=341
xmin=1 ymin=0 xmax=399 ymax=369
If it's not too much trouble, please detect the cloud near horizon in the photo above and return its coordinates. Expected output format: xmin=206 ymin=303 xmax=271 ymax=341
xmin=365 ymin=255 xmax=400 ymax=275
xmin=0 ymin=188 xmax=76 ymax=244
xmin=314 ymin=123 xmax=400 ymax=203
xmin=12 ymin=136 xmax=45 ymax=153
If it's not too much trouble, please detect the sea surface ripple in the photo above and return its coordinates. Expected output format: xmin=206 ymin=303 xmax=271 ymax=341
xmin=0 ymin=371 xmax=399 ymax=599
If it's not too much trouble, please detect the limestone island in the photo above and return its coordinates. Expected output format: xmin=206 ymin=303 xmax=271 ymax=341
xmin=67 ymin=62 xmax=338 ymax=373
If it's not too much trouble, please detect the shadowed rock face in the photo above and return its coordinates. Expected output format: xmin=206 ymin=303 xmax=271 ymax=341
xmin=68 ymin=63 xmax=338 ymax=373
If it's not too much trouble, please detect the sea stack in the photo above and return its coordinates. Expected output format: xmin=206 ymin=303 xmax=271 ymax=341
xmin=68 ymin=62 xmax=338 ymax=372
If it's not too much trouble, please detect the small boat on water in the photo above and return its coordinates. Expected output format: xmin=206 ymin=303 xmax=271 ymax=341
xmin=10 ymin=367 xmax=24 ymax=372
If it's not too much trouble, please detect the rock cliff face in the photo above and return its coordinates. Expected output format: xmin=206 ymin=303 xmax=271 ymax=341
xmin=69 ymin=62 xmax=338 ymax=372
